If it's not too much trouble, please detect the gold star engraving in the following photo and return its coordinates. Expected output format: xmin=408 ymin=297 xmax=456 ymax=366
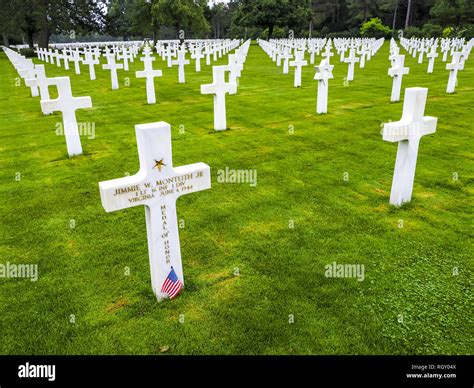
xmin=153 ymin=158 xmax=166 ymax=172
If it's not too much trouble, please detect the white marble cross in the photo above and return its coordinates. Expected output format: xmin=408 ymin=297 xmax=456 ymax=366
xmin=61 ymin=49 xmax=70 ymax=70
xmin=458 ymin=45 xmax=469 ymax=70
xmin=191 ymin=48 xmax=204 ymax=72
xmin=446 ymin=52 xmax=462 ymax=94
xmin=117 ymin=46 xmax=132 ymax=71
xmin=358 ymin=45 xmax=368 ymax=68
xmin=276 ymin=47 xmax=283 ymax=66
xmin=18 ymin=59 xmax=39 ymax=97
xmin=40 ymin=76 xmax=92 ymax=157
xmin=172 ymin=50 xmax=190 ymax=84
xmin=205 ymin=46 xmax=212 ymax=65
xmin=418 ymin=43 xmax=425 ymax=64
xmin=388 ymin=55 xmax=409 ymax=102
xmin=322 ymin=42 xmax=334 ymax=64
xmin=344 ymin=48 xmax=359 ymax=82
xmin=314 ymin=58 xmax=334 ymax=114
xmin=103 ymin=53 xmax=124 ymax=90
xmin=309 ymin=46 xmax=316 ymax=64
xmin=71 ymin=50 xmax=82 ymax=74
xmin=136 ymin=47 xmax=163 ymax=104
xmin=83 ymin=51 xmax=100 ymax=80
xmin=201 ymin=65 xmax=236 ymax=131
xmin=426 ymin=45 xmax=438 ymax=73
xmin=289 ymin=50 xmax=307 ymax=87
xmin=45 ymin=49 xmax=53 ymax=64
xmin=165 ymin=45 xmax=173 ymax=68
xmin=99 ymin=121 xmax=211 ymax=301
xmin=281 ymin=48 xmax=292 ymax=74
xmin=54 ymin=49 xmax=62 ymax=67
xmin=382 ymin=87 xmax=437 ymax=206
xmin=25 ymin=64 xmax=54 ymax=114
xmin=226 ymin=53 xmax=243 ymax=84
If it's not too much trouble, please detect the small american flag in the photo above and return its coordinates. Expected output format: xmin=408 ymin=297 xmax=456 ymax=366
xmin=161 ymin=267 xmax=183 ymax=299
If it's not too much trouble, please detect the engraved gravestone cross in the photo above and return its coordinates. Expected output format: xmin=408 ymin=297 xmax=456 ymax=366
xmin=99 ymin=122 xmax=211 ymax=300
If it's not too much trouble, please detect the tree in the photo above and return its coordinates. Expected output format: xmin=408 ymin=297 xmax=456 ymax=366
xmin=151 ymin=0 xmax=210 ymax=39
xmin=233 ymin=0 xmax=311 ymax=38
xmin=286 ymin=0 xmax=312 ymax=35
xmin=430 ymin=0 xmax=474 ymax=27
xmin=5 ymin=0 xmax=105 ymax=48
xmin=233 ymin=0 xmax=291 ymax=39
xmin=129 ymin=0 xmax=156 ymax=40
xmin=347 ymin=0 xmax=380 ymax=24
xmin=309 ymin=0 xmax=349 ymax=31
xmin=360 ymin=16 xmax=392 ymax=36
xmin=0 ymin=0 xmax=24 ymax=46
xmin=106 ymin=0 xmax=134 ymax=40
xmin=206 ymin=2 xmax=233 ymax=39
xmin=405 ymin=0 xmax=413 ymax=28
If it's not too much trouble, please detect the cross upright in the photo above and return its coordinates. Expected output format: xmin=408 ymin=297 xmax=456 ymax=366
xmin=289 ymin=50 xmax=307 ymax=87
xmin=43 ymin=49 xmax=51 ymax=64
xmin=388 ymin=54 xmax=409 ymax=102
xmin=344 ymin=48 xmax=359 ymax=81
xmin=103 ymin=53 xmax=124 ymax=90
xmin=276 ymin=46 xmax=283 ymax=66
xmin=201 ymin=65 xmax=237 ymax=131
xmin=226 ymin=54 xmax=243 ymax=84
xmin=205 ymin=46 xmax=212 ymax=65
xmin=426 ymin=45 xmax=439 ymax=73
xmin=172 ymin=49 xmax=190 ymax=84
xmin=358 ymin=45 xmax=368 ymax=68
xmin=389 ymin=45 xmax=400 ymax=64
xmin=83 ymin=51 xmax=100 ymax=80
xmin=308 ymin=45 xmax=316 ymax=64
xmin=117 ymin=46 xmax=133 ymax=71
xmin=40 ymin=76 xmax=92 ymax=157
xmin=165 ymin=45 xmax=173 ymax=68
xmin=136 ymin=47 xmax=163 ymax=104
xmin=458 ymin=44 xmax=469 ymax=70
xmin=322 ymin=42 xmax=334 ymax=64
xmin=418 ymin=42 xmax=427 ymax=64
xmin=18 ymin=59 xmax=39 ymax=97
xmin=281 ymin=47 xmax=292 ymax=74
xmin=54 ymin=49 xmax=62 ymax=67
xmin=61 ymin=49 xmax=70 ymax=70
xmin=446 ymin=52 xmax=462 ymax=94
xmin=191 ymin=47 xmax=204 ymax=72
xmin=25 ymin=64 xmax=54 ymax=114
xmin=99 ymin=121 xmax=211 ymax=301
xmin=382 ymin=87 xmax=437 ymax=206
xmin=71 ymin=50 xmax=82 ymax=74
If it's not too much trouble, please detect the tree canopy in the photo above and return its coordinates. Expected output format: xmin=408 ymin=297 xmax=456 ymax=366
xmin=1 ymin=0 xmax=472 ymax=47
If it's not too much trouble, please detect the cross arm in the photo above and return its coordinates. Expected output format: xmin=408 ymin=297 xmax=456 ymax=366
xmin=74 ymin=96 xmax=93 ymax=110
xmin=25 ymin=78 xmax=38 ymax=88
xmin=40 ymin=99 xmax=59 ymax=114
xmin=383 ymin=116 xmax=437 ymax=142
xmin=173 ymin=163 xmax=211 ymax=199
xmin=99 ymin=172 xmax=147 ymax=212
xmin=200 ymin=84 xmax=216 ymax=94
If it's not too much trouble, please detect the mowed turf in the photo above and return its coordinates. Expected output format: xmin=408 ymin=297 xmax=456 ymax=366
xmin=0 ymin=41 xmax=472 ymax=355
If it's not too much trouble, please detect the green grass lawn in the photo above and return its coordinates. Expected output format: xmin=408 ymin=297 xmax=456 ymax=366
xmin=0 ymin=41 xmax=472 ymax=355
